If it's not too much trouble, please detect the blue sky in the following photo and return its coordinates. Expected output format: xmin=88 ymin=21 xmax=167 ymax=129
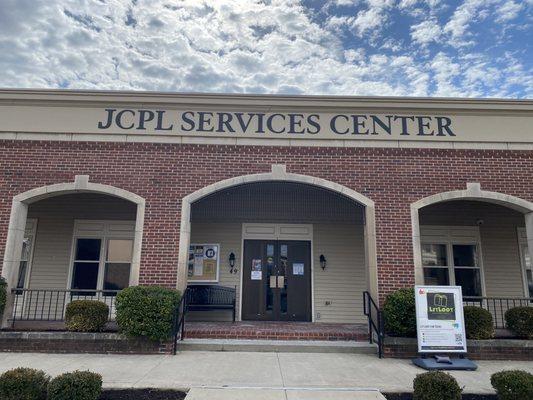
xmin=0 ymin=0 xmax=531 ymax=98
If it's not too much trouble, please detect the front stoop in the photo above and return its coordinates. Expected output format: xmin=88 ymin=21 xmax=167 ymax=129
xmin=185 ymin=388 xmax=386 ymax=399
xmin=177 ymin=338 xmax=378 ymax=354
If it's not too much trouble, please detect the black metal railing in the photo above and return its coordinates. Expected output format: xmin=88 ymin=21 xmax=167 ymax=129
xmin=171 ymin=288 xmax=189 ymax=355
xmin=363 ymin=291 xmax=384 ymax=358
xmin=463 ymin=296 xmax=532 ymax=330
xmin=11 ymin=288 xmax=119 ymax=326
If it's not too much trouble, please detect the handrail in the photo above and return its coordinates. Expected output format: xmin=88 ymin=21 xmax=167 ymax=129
xmin=363 ymin=291 xmax=384 ymax=358
xmin=172 ymin=288 xmax=189 ymax=355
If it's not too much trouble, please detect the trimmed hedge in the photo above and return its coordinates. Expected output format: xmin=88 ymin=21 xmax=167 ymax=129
xmin=413 ymin=371 xmax=462 ymax=400
xmin=505 ymin=307 xmax=533 ymax=339
xmin=383 ymin=288 xmax=417 ymax=337
xmin=65 ymin=300 xmax=109 ymax=332
xmin=491 ymin=370 xmax=533 ymax=400
xmin=463 ymin=306 xmax=494 ymax=339
xmin=0 ymin=367 xmax=49 ymax=400
xmin=47 ymin=371 xmax=102 ymax=400
xmin=116 ymin=286 xmax=181 ymax=341
xmin=0 ymin=276 xmax=6 ymax=318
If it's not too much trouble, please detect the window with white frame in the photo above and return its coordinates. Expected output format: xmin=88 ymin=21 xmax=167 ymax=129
xmin=70 ymin=221 xmax=134 ymax=295
xmin=421 ymin=228 xmax=483 ymax=297
xmin=517 ymin=228 xmax=533 ymax=298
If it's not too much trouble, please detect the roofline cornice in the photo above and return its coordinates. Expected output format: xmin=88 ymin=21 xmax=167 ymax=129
xmin=0 ymin=88 xmax=531 ymax=112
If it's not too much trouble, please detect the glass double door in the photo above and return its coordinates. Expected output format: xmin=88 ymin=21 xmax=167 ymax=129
xmin=242 ymin=240 xmax=311 ymax=321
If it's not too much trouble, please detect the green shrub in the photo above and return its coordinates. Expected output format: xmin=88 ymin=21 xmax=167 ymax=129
xmin=0 ymin=276 xmax=6 ymax=317
xmin=383 ymin=288 xmax=417 ymax=337
xmin=115 ymin=286 xmax=181 ymax=341
xmin=65 ymin=300 xmax=109 ymax=332
xmin=0 ymin=367 xmax=49 ymax=400
xmin=463 ymin=306 xmax=494 ymax=339
xmin=505 ymin=307 xmax=533 ymax=339
xmin=490 ymin=370 xmax=533 ymax=400
xmin=413 ymin=371 xmax=462 ymax=400
xmin=47 ymin=371 xmax=102 ymax=400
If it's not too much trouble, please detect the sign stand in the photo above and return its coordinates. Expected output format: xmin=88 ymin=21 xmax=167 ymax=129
xmin=413 ymin=286 xmax=478 ymax=371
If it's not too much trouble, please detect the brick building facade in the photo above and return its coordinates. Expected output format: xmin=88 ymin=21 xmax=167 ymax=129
xmin=0 ymin=89 xmax=532 ymax=328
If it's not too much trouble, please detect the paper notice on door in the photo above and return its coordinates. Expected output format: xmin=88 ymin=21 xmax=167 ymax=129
xmin=251 ymin=259 xmax=262 ymax=280
xmin=293 ymin=263 xmax=304 ymax=275
xmin=252 ymin=259 xmax=262 ymax=271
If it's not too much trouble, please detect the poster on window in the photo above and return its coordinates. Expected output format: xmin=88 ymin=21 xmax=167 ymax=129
xmin=415 ymin=285 xmax=467 ymax=353
xmin=188 ymin=244 xmax=219 ymax=282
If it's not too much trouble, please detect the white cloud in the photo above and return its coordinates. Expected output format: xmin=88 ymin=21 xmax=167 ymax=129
xmin=410 ymin=18 xmax=443 ymax=45
xmin=443 ymin=0 xmax=493 ymax=47
xmin=0 ymin=0 xmax=528 ymax=98
xmin=495 ymin=1 xmax=524 ymax=23
xmin=430 ymin=52 xmax=462 ymax=96
xmin=350 ymin=0 xmax=395 ymax=37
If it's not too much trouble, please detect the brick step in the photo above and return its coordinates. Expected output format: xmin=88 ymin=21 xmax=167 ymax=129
xmin=183 ymin=322 xmax=369 ymax=342
xmin=178 ymin=339 xmax=377 ymax=354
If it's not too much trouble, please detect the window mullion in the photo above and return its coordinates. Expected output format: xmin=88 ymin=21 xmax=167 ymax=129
xmin=97 ymin=237 xmax=106 ymax=292
xmin=448 ymin=242 xmax=456 ymax=286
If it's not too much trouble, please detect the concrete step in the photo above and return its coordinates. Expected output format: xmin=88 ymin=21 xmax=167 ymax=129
xmin=177 ymin=338 xmax=378 ymax=354
xmin=185 ymin=388 xmax=386 ymax=399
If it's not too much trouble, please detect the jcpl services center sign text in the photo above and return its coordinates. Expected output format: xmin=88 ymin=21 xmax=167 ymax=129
xmin=97 ymin=109 xmax=457 ymax=138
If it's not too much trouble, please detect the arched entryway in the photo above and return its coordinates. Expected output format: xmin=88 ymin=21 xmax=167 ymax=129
xmin=1 ymin=175 xmax=145 ymax=328
xmin=177 ymin=165 xmax=377 ymax=323
xmin=411 ymin=183 xmax=533 ymax=326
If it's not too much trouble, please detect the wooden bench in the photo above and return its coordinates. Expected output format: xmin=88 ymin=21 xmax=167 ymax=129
xmin=186 ymin=285 xmax=236 ymax=322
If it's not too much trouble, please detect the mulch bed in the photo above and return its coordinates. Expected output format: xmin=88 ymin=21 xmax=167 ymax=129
xmin=384 ymin=394 xmax=496 ymax=400
xmin=100 ymin=389 xmax=186 ymax=400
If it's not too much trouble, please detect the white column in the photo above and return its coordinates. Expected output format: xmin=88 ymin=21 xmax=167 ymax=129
xmin=176 ymin=199 xmax=191 ymax=294
xmin=411 ymin=206 xmax=424 ymax=285
xmin=364 ymin=205 xmax=379 ymax=303
xmin=129 ymin=201 xmax=145 ymax=286
xmin=1 ymin=200 xmax=28 ymax=328
xmin=524 ymin=212 xmax=533 ymax=296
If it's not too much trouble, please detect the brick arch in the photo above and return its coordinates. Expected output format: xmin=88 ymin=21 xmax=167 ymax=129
xmin=176 ymin=165 xmax=379 ymax=309
xmin=1 ymin=176 xmax=145 ymax=327
xmin=410 ymin=182 xmax=533 ymax=285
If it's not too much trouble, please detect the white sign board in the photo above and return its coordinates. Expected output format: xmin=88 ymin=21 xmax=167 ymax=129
xmin=415 ymin=286 xmax=467 ymax=353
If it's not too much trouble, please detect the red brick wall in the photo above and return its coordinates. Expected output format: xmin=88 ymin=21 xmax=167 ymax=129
xmin=1 ymin=140 xmax=533 ymax=300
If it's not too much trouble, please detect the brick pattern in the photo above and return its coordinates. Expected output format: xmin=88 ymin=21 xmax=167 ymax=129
xmin=383 ymin=338 xmax=533 ymax=361
xmin=1 ymin=141 xmax=533 ymax=301
xmin=184 ymin=321 xmax=369 ymax=341
xmin=0 ymin=332 xmax=173 ymax=354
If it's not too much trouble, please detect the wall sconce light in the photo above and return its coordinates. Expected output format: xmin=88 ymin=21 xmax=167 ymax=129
xmin=229 ymin=252 xmax=236 ymax=274
xmin=319 ymin=254 xmax=327 ymax=270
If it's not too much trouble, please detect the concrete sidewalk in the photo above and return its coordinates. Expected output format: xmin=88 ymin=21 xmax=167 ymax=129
xmin=0 ymin=351 xmax=531 ymax=395
xmin=186 ymin=388 xmax=386 ymax=399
